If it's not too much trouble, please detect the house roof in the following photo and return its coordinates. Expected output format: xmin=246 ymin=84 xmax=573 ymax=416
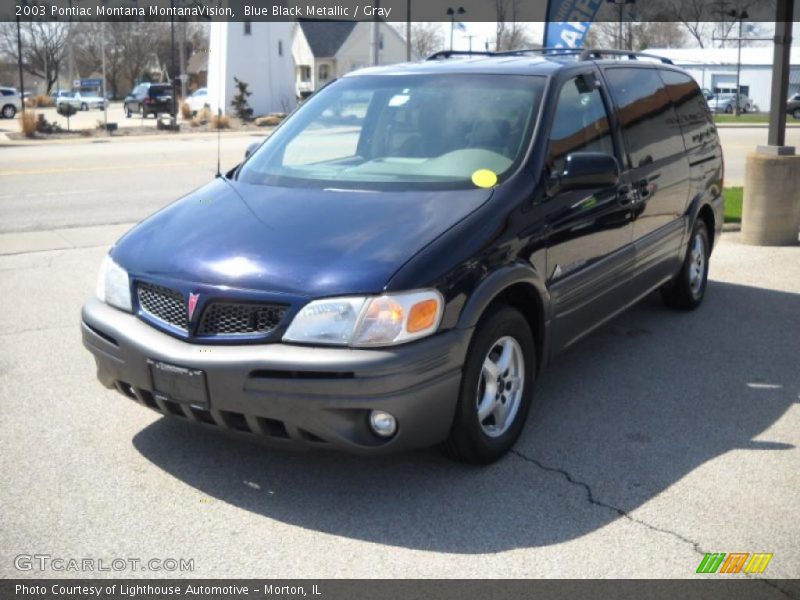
xmin=187 ymin=52 xmax=208 ymax=74
xmin=298 ymin=20 xmax=357 ymax=58
xmin=644 ymin=46 xmax=800 ymax=66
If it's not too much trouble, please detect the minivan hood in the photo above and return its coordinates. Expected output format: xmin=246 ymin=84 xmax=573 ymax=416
xmin=112 ymin=178 xmax=493 ymax=297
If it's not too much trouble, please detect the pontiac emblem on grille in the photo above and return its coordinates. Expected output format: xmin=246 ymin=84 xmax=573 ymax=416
xmin=187 ymin=293 xmax=200 ymax=321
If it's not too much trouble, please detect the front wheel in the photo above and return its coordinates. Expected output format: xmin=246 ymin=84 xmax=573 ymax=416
xmin=1 ymin=104 xmax=15 ymax=119
xmin=661 ymin=220 xmax=710 ymax=310
xmin=442 ymin=306 xmax=535 ymax=464
xmin=80 ymin=102 xmax=88 ymax=111
xmin=725 ymin=105 xmax=733 ymax=114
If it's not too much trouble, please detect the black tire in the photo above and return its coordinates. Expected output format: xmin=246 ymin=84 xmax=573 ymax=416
xmin=80 ymin=102 xmax=88 ymax=111
xmin=725 ymin=104 xmax=733 ymax=114
xmin=661 ymin=219 xmax=710 ymax=310
xmin=793 ymin=108 xmax=800 ymax=120
xmin=442 ymin=306 xmax=536 ymax=465
xmin=125 ymin=105 xmax=132 ymax=118
xmin=1 ymin=104 xmax=15 ymax=119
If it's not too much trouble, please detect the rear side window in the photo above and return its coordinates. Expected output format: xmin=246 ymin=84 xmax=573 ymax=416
xmin=604 ymin=67 xmax=684 ymax=168
xmin=658 ymin=69 xmax=717 ymax=152
xmin=547 ymin=74 xmax=615 ymax=174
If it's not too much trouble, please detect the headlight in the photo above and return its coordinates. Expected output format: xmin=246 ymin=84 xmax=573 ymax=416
xmin=96 ymin=255 xmax=132 ymax=312
xmin=283 ymin=290 xmax=443 ymax=347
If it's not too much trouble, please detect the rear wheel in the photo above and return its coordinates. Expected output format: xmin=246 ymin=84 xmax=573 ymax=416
xmin=661 ymin=219 xmax=710 ymax=310
xmin=793 ymin=108 xmax=800 ymax=120
xmin=1 ymin=104 xmax=15 ymax=119
xmin=80 ymin=102 xmax=88 ymax=111
xmin=725 ymin=104 xmax=733 ymax=114
xmin=442 ymin=306 xmax=535 ymax=464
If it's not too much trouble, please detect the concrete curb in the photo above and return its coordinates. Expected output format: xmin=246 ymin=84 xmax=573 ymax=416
xmin=0 ymin=128 xmax=273 ymax=147
xmin=0 ymin=222 xmax=136 ymax=256
xmin=714 ymin=123 xmax=800 ymax=129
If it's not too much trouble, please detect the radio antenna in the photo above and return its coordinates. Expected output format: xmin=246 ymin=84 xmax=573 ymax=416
xmin=215 ymin=106 xmax=222 ymax=177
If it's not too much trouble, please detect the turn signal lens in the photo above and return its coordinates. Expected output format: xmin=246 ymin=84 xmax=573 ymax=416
xmin=284 ymin=290 xmax=444 ymax=348
xmin=351 ymin=290 xmax=444 ymax=347
xmin=407 ymin=299 xmax=439 ymax=333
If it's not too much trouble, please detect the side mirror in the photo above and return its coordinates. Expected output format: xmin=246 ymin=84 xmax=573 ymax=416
xmin=245 ymin=141 xmax=261 ymax=160
xmin=550 ymin=152 xmax=619 ymax=194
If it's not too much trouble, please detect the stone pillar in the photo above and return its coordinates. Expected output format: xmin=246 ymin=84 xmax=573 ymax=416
xmin=741 ymin=147 xmax=800 ymax=246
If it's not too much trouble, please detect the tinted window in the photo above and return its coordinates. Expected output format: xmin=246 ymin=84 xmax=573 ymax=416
xmin=149 ymin=85 xmax=171 ymax=96
xmin=659 ymin=69 xmax=717 ymax=152
xmin=1 ymin=89 xmax=13 ymax=97
xmin=604 ymin=67 xmax=684 ymax=167
xmin=547 ymin=74 xmax=614 ymax=174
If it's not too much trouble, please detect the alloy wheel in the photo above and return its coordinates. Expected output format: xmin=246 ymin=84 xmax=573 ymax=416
xmin=476 ymin=336 xmax=525 ymax=438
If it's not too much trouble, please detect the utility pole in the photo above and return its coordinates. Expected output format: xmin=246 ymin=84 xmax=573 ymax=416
xmin=405 ymin=0 xmax=411 ymax=61
xmin=606 ymin=0 xmax=635 ymax=50
xmin=170 ymin=0 xmax=177 ymax=122
xmin=370 ymin=0 xmax=380 ymax=66
xmin=16 ymin=15 xmax=24 ymax=116
xmin=447 ymin=6 xmax=465 ymax=52
xmin=729 ymin=9 xmax=749 ymax=117
xmin=101 ymin=21 xmax=107 ymax=130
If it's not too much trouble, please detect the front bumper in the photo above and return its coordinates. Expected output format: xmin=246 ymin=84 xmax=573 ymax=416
xmin=81 ymin=298 xmax=470 ymax=454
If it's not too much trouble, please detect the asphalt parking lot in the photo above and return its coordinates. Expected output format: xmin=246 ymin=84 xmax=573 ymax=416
xmin=0 ymin=136 xmax=798 ymax=587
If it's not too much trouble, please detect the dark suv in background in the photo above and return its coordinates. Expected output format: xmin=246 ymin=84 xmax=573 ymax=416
xmin=124 ymin=82 xmax=174 ymax=118
xmin=83 ymin=49 xmax=723 ymax=464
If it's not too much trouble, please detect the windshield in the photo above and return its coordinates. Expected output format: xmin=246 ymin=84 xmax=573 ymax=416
xmin=238 ymin=74 xmax=545 ymax=190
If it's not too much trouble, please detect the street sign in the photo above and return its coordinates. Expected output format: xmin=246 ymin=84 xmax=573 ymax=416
xmin=80 ymin=78 xmax=103 ymax=88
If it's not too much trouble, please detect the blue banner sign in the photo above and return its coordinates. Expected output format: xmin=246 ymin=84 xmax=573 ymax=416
xmin=545 ymin=0 xmax=604 ymax=49
xmin=80 ymin=78 xmax=103 ymax=88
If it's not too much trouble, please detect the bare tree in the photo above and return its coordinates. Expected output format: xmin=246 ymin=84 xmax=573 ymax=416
xmin=120 ymin=23 xmax=160 ymax=88
xmin=0 ymin=22 xmax=68 ymax=93
xmin=586 ymin=21 xmax=686 ymax=50
xmin=494 ymin=0 xmax=536 ymax=51
xmin=409 ymin=23 xmax=444 ymax=60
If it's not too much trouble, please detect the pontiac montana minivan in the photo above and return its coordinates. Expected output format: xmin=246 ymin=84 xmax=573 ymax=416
xmin=82 ymin=49 xmax=723 ymax=464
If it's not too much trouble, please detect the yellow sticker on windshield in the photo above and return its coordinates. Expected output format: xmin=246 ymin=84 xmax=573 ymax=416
xmin=471 ymin=169 xmax=498 ymax=188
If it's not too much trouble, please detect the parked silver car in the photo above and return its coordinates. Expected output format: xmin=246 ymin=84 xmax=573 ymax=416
xmin=708 ymin=93 xmax=753 ymax=114
xmin=57 ymin=91 xmax=107 ymax=111
xmin=0 ymin=86 xmax=21 ymax=118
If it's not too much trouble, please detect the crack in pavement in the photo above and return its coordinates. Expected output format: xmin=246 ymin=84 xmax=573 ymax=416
xmin=511 ymin=449 xmax=797 ymax=599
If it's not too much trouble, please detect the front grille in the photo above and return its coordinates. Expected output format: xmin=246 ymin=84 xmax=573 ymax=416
xmin=197 ymin=302 xmax=287 ymax=336
xmin=137 ymin=283 xmax=188 ymax=331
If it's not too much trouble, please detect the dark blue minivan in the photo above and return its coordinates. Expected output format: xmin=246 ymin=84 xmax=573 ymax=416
xmin=82 ymin=49 xmax=723 ymax=463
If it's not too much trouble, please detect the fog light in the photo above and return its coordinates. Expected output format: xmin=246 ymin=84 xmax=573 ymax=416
xmin=369 ymin=410 xmax=397 ymax=438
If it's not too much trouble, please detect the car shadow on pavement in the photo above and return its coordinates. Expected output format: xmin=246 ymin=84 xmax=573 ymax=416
xmin=133 ymin=280 xmax=798 ymax=553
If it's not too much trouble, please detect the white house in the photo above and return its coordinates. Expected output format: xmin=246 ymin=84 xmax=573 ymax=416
xmin=292 ymin=20 xmax=407 ymax=97
xmin=207 ymin=20 xmax=407 ymax=116
xmin=644 ymin=46 xmax=800 ymax=111
xmin=207 ymin=21 xmax=297 ymax=116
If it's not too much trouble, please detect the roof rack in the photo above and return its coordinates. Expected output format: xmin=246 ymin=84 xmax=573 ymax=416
xmin=426 ymin=50 xmax=496 ymax=60
xmin=426 ymin=47 xmax=674 ymax=65
xmin=579 ymin=48 xmax=674 ymax=64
